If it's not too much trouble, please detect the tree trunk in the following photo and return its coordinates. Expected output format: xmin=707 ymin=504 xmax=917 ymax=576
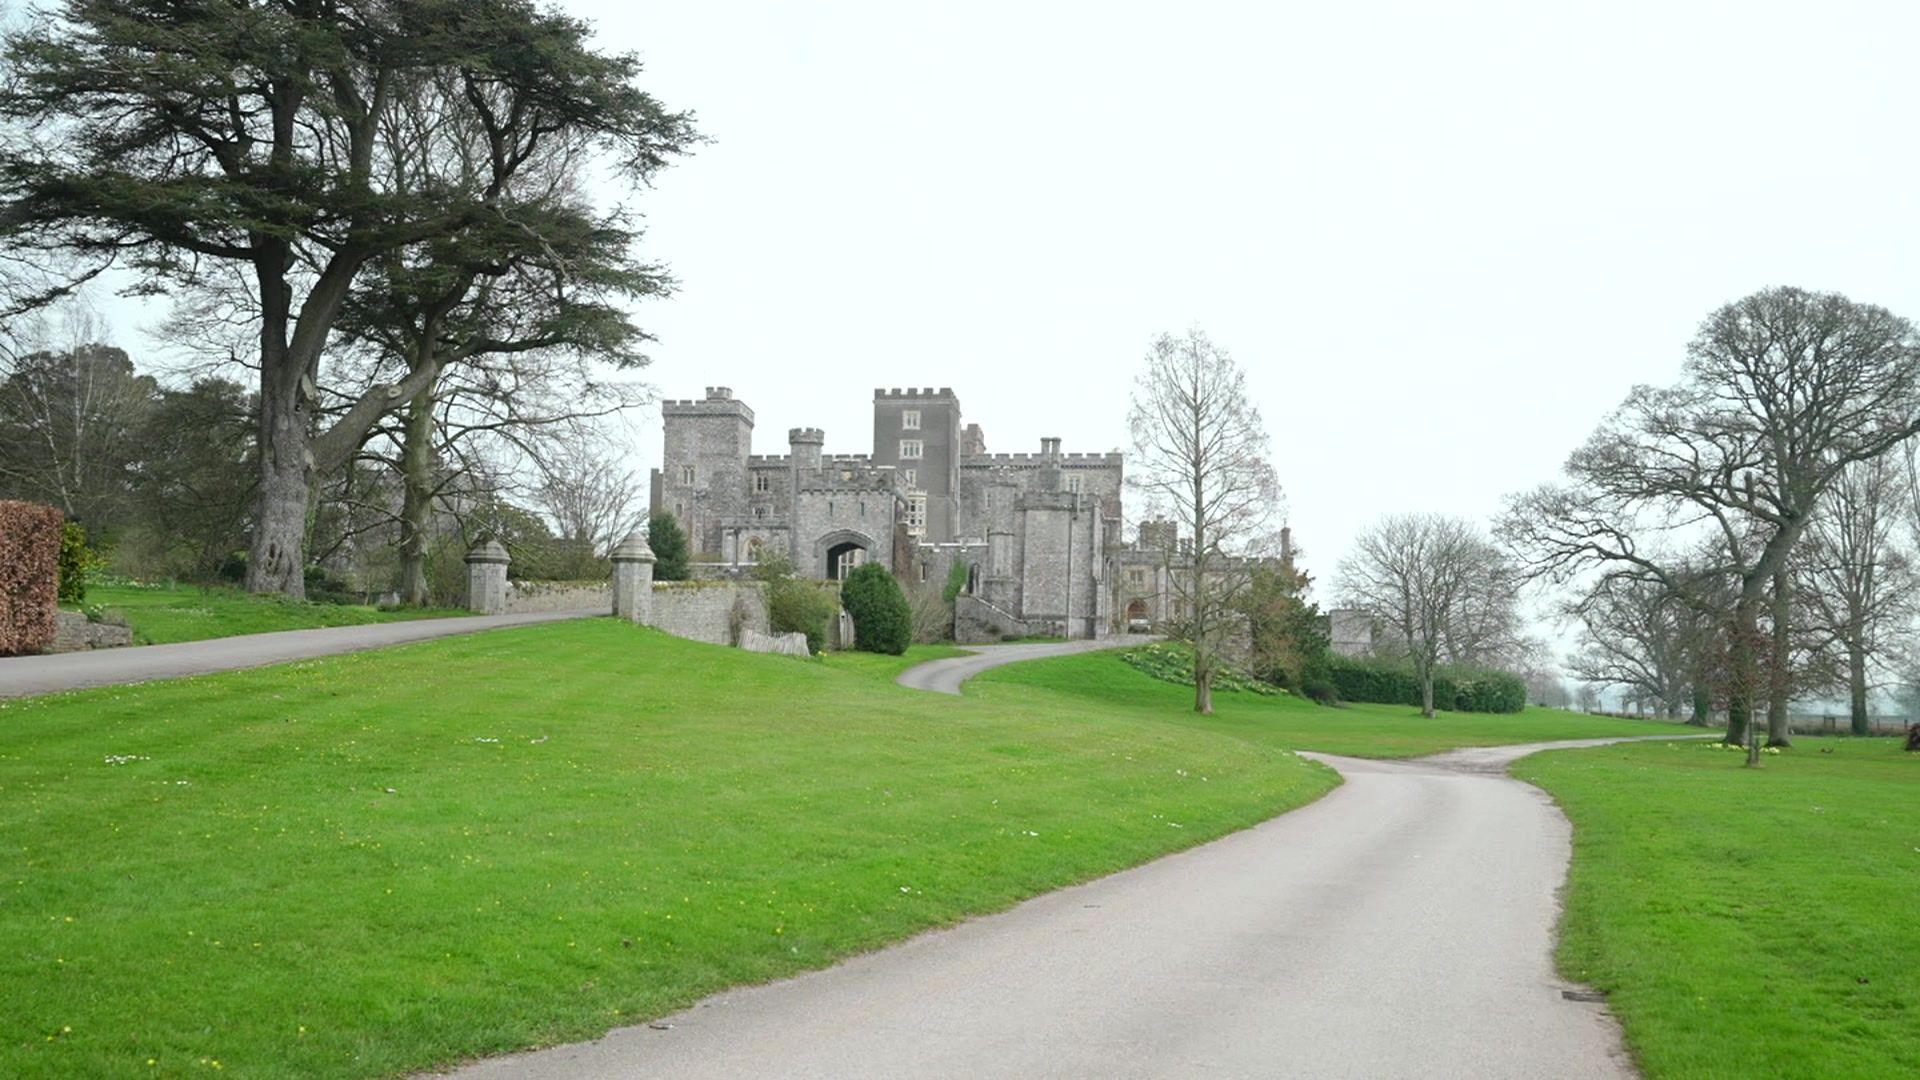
xmin=245 ymin=329 xmax=309 ymax=600
xmin=1849 ymin=644 xmax=1870 ymax=737
xmin=397 ymin=390 xmax=434 ymax=606
xmin=1194 ymin=661 xmax=1213 ymax=715
xmin=1766 ymin=569 xmax=1792 ymax=747
xmin=1688 ymin=681 xmax=1710 ymax=727
xmin=1724 ymin=600 xmax=1754 ymax=746
xmin=1420 ymin=667 xmax=1436 ymax=718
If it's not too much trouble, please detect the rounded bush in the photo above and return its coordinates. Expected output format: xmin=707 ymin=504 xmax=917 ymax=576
xmin=841 ymin=562 xmax=911 ymax=655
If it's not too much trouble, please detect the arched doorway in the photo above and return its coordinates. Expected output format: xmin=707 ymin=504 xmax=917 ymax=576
xmin=826 ymin=541 xmax=868 ymax=580
xmin=1125 ymin=598 xmax=1150 ymax=630
xmin=814 ymin=529 xmax=879 ymax=581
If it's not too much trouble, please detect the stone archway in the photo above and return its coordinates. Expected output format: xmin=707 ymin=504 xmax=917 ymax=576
xmin=814 ymin=529 xmax=879 ymax=580
xmin=1125 ymin=598 xmax=1149 ymax=628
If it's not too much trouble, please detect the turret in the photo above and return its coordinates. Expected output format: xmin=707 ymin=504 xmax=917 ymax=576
xmin=789 ymin=427 xmax=825 ymax=474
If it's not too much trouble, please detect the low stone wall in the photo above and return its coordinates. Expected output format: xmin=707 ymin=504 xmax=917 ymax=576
xmin=47 ymin=609 xmax=134 ymax=653
xmin=649 ymin=581 xmax=769 ymax=646
xmin=956 ymin=593 xmax=1030 ymax=644
xmin=503 ymin=580 xmax=611 ymax=614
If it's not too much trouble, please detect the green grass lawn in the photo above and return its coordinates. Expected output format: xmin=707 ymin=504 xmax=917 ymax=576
xmin=0 ymin=624 xmax=1675 ymax=1077
xmin=73 ymin=581 xmax=464 ymax=645
xmin=977 ymin=650 xmax=1678 ymax=758
xmin=1515 ymin=739 xmax=1920 ymax=1079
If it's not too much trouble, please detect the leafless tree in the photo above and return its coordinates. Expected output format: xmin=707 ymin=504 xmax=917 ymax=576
xmin=1795 ymin=453 xmax=1919 ymax=735
xmin=1337 ymin=513 xmax=1520 ymax=717
xmin=1565 ymin=577 xmax=1693 ymax=719
xmin=1127 ymin=328 xmax=1282 ymax=714
xmin=1502 ymin=287 xmax=1920 ymax=748
xmin=529 ymin=431 xmax=646 ymax=559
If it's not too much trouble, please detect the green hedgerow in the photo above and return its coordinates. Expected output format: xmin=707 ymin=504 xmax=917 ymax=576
xmin=841 ymin=562 xmax=911 ymax=655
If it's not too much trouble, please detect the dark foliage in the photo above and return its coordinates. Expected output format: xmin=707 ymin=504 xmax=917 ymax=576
xmin=648 ymin=512 xmax=691 ymax=582
xmin=1327 ymin=655 xmax=1526 ymax=714
xmin=841 ymin=562 xmax=910 ymax=655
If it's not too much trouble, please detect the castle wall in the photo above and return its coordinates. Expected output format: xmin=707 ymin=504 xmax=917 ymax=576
xmin=792 ymin=487 xmax=897 ymax=578
xmin=648 ymin=581 xmax=769 ymax=646
xmin=659 ymin=388 xmax=754 ymax=558
xmin=872 ymin=387 xmax=961 ymax=542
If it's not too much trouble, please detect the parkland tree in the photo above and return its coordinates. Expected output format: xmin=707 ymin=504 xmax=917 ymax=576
xmin=0 ymin=0 xmax=696 ymax=597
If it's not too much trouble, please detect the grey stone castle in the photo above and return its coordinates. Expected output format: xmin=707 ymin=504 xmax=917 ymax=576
xmin=649 ymin=386 xmax=1122 ymax=640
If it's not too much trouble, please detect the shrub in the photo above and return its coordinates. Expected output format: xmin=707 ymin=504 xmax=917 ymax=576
xmin=648 ymin=512 xmax=690 ymax=582
xmin=1119 ymin=641 xmax=1280 ymax=695
xmin=756 ymin=555 xmax=837 ymax=655
xmin=1325 ymin=655 xmax=1526 ymax=713
xmin=57 ymin=521 xmax=106 ymax=604
xmin=841 ymin=562 xmax=911 ymax=655
xmin=0 ymin=500 xmax=64 ymax=656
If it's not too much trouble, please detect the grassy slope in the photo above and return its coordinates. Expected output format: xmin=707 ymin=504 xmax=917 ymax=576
xmin=75 ymin=582 xmax=462 ymax=645
xmin=977 ymin=651 xmax=1677 ymax=758
xmin=1516 ymin=740 xmax=1920 ymax=1079
xmin=0 ymin=624 xmax=1676 ymax=1077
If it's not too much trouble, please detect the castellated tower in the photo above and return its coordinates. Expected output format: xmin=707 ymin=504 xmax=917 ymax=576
xmin=872 ymin=387 xmax=962 ymax=542
xmin=657 ymin=387 xmax=753 ymax=557
xmin=788 ymin=426 xmax=825 ymax=479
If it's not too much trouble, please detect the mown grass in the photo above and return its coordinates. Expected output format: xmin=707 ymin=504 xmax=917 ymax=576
xmin=977 ymin=650 xmax=1678 ymax=758
xmin=1516 ymin=739 xmax=1920 ymax=1078
xmin=74 ymin=582 xmax=463 ymax=644
xmin=0 ymin=624 xmax=1678 ymax=1077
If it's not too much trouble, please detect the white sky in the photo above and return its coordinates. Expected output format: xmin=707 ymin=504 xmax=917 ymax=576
xmin=101 ymin=1 xmax=1920 ymax=613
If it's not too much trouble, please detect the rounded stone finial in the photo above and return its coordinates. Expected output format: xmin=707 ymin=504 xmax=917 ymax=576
xmin=612 ymin=530 xmax=656 ymax=563
xmin=465 ymin=538 xmax=510 ymax=565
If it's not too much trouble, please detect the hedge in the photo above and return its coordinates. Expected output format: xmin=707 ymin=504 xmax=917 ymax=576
xmin=0 ymin=500 xmax=64 ymax=656
xmin=1327 ymin=655 xmax=1526 ymax=713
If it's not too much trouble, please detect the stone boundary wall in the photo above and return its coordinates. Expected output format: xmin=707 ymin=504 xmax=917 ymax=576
xmin=504 ymin=580 xmax=611 ymax=614
xmin=956 ymin=593 xmax=1030 ymax=644
xmin=649 ymin=581 xmax=769 ymax=646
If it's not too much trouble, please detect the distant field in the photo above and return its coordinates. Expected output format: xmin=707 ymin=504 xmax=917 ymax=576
xmin=1518 ymin=738 xmax=1920 ymax=1078
xmin=75 ymin=581 xmax=463 ymax=644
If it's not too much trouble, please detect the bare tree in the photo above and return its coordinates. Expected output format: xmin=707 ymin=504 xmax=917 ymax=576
xmin=1337 ymin=513 xmax=1519 ymax=717
xmin=529 ymin=431 xmax=645 ymax=560
xmin=1795 ymin=453 xmax=1918 ymax=735
xmin=1128 ymin=328 xmax=1282 ymax=714
xmin=1565 ymin=577 xmax=1693 ymax=719
xmin=1503 ymin=287 xmax=1920 ymax=748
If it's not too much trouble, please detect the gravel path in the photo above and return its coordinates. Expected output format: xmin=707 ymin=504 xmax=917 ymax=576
xmin=0 ymin=609 xmax=598 ymax=699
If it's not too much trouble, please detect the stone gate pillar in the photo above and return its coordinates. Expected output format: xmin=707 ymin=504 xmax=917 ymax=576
xmin=611 ymin=530 xmax=656 ymax=624
xmin=465 ymin=539 xmax=510 ymax=615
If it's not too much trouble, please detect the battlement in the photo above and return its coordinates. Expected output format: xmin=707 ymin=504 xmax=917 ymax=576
xmin=747 ymin=455 xmax=793 ymax=466
xmin=662 ymin=392 xmax=755 ymax=422
xmin=787 ymin=427 xmax=825 ymax=443
xmin=823 ymin=453 xmax=877 ymax=463
xmin=874 ymin=386 xmax=958 ymax=401
xmin=962 ymin=452 xmax=1124 ymax=467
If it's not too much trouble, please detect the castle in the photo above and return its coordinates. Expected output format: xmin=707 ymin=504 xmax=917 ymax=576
xmin=648 ymin=386 xmax=1124 ymax=640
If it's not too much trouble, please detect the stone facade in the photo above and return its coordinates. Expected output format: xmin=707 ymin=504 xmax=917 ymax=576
xmin=649 ymin=386 xmax=1121 ymax=640
xmin=648 ymin=581 xmax=769 ymax=646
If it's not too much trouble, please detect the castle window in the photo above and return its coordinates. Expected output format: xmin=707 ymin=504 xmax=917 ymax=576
xmin=906 ymin=494 xmax=927 ymax=535
xmin=902 ymin=468 xmax=917 ymax=489
xmin=1129 ymin=568 xmax=1146 ymax=588
xmin=753 ymin=473 xmax=771 ymax=493
xmin=919 ymin=563 xmax=929 ymax=582
xmin=902 ymin=409 xmax=921 ymax=431
xmin=900 ymin=439 xmax=923 ymax=460
xmin=679 ymin=465 xmax=695 ymax=485
xmin=746 ymin=538 xmax=764 ymax=562
xmin=859 ymin=501 xmax=866 ymax=517
xmin=1068 ymin=475 xmax=1082 ymax=494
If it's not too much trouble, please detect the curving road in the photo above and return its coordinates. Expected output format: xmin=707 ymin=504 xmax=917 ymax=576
xmin=0 ymin=609 xmax=597 ymax=699
xmin=447 ymin=723 xmax=1661 ymax=1077
xmin=894 ymin=635 xmax=1152 ymax=694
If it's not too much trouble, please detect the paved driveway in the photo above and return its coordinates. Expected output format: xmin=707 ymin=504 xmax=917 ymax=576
xmin=0 ymin=609 xmax=597 ymax=698
xmin=894 ymin=635 xmax=1151 ymax=694
xmin=446 ymin=731 xmax=1666 ymax=1078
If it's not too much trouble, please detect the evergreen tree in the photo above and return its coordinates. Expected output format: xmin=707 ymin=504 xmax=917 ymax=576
xmin=842 ymin=562 xmax=911 ymax=655
xmin=647 ymin=512 xmax=691 ymax=582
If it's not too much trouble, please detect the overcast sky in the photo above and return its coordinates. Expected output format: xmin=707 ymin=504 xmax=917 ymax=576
xmin=96 ymin=2 xmax=1920 ymax=605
